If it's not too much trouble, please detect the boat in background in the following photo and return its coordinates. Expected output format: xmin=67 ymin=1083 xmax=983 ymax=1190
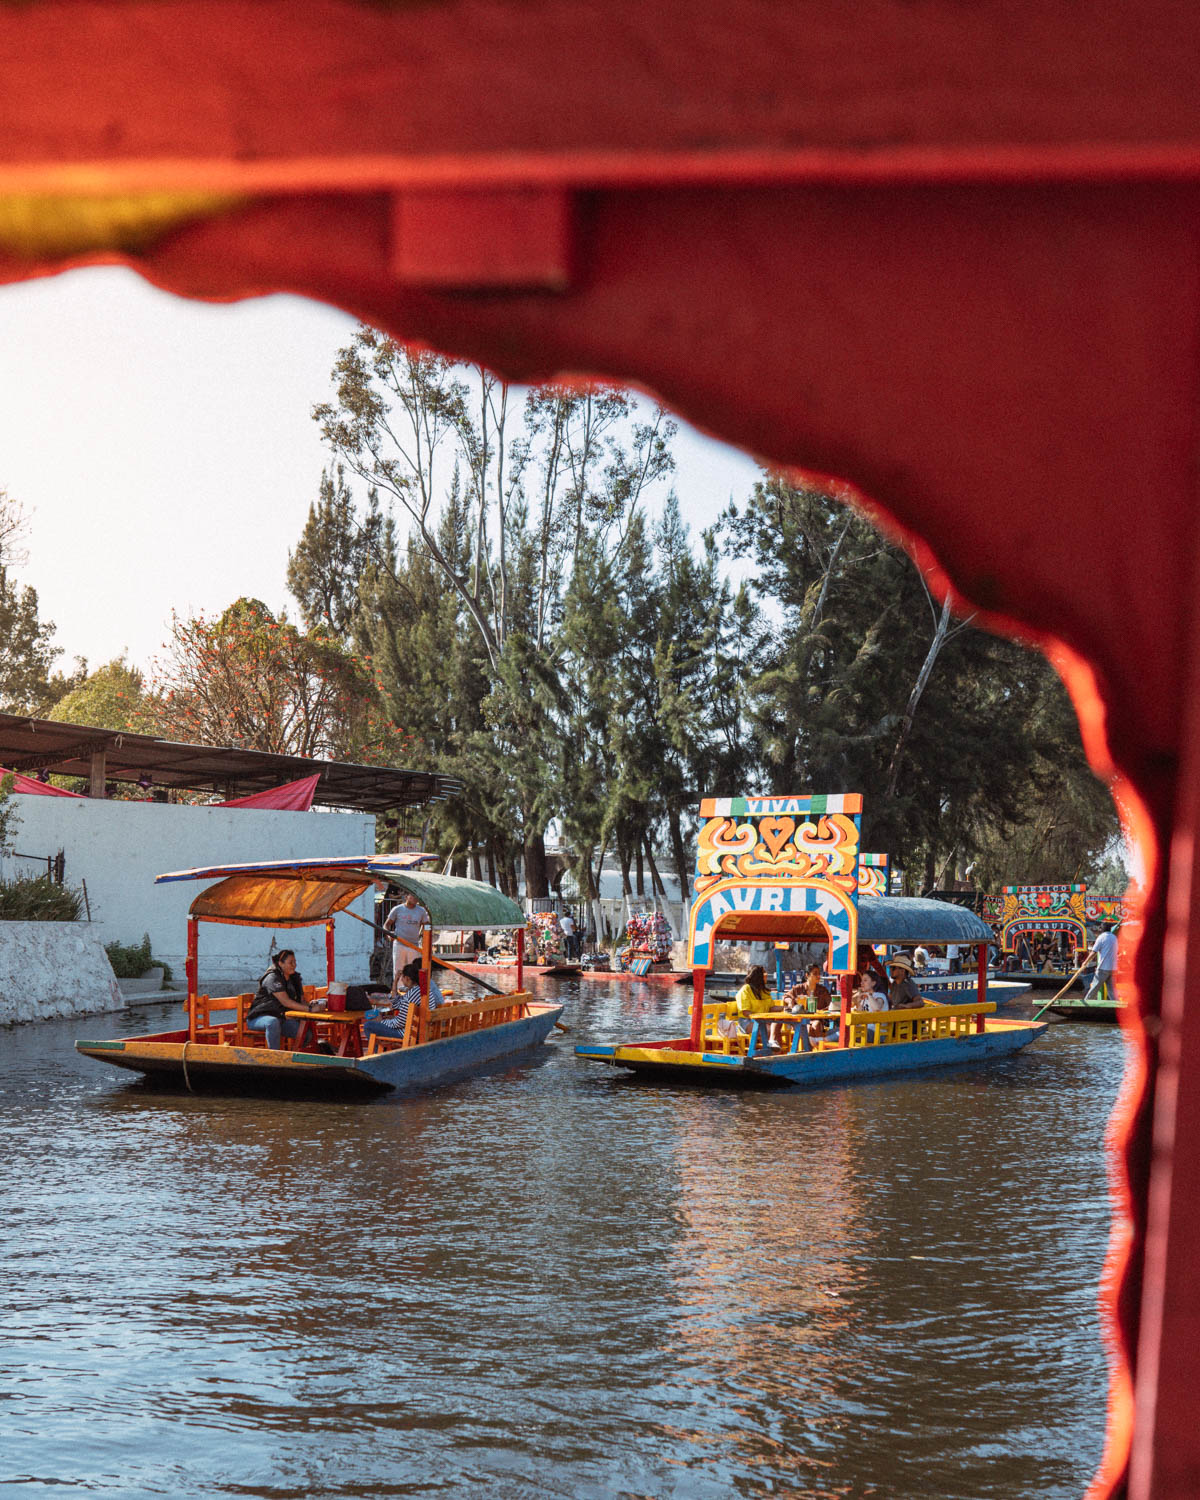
xmin=576 ymin=793 xmax=1044 ymax=1087
xmin=77 ymin=858 xmax=562 ymax=1096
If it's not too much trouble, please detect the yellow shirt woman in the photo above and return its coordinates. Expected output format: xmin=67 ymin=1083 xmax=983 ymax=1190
xmin=734 ymin=981 xmax=774 ymax=1016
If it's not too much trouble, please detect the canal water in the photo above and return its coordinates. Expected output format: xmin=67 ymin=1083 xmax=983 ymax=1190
xmin=1 ymin=979 xmax=1122 ymax=1499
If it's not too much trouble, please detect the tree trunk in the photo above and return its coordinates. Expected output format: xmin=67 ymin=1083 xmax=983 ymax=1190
xmin=635 ymin=842 xmax=645 ymax=897
xmin=885 ymin=594 xmax=968 ymax=800
xmin=617 ymin=840 xmax=633 ymax=897
xmin=471 ymin=846 xmax=482 ymax=882
xmin=523 ymin=828 xmax=550 ymax=899
xmin=668 ymin=806 xmax=691 ymax=900
xmin=644 ymin=837 xmax=677 ymax=937
xmin=486 ymin=842 xmax=497 ymax=890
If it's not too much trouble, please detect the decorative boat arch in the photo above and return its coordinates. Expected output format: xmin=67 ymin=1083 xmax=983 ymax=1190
xmin=687 ymin=875 xmax=859 ymax=973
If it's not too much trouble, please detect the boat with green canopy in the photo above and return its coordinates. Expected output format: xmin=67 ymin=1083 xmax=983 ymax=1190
xmin=76 ymin=857 xmax=563 ymax=1096
xmin=575 ymin=793 xmax=1045 ymax=1086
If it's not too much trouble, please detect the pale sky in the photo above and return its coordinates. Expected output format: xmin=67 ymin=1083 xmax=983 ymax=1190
xmin=0 ymin=267 xmax=763 ymax=676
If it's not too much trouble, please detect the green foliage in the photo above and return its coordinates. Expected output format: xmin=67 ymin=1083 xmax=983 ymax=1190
xmin=0 ymin=874 xmax=83 ymax=921
xmin=47 ymin=655 xmax=159 ymax=732
xmin=0 ymin=771 xmax=18 ymax=855
xmin=0 ymin=487 xmax=80 ymax=717
xmin=104 ymin=933 xmax=153 ymax=978
xmin=723 ymin=474 xmax=1118 ymax=887
xmin=290 ymin=334 xmax=1119 ymax=903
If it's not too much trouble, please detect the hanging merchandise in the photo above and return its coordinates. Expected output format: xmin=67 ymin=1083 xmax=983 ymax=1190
xmin=529 ymin=910 xmax=565 ymax=961
xmin=617 ymin=909 xmax=673 ymax=968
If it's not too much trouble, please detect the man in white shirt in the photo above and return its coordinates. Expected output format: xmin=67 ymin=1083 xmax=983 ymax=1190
xmin=1083 ymin=924 xmax=1120 ymax=1002
xmin=383 ymin=890 xmax=431 ymax=981
xmin=946 ymin=942 xmax=961 ymax=974
xmin=559 ymin=910 xmax=577 ymax=959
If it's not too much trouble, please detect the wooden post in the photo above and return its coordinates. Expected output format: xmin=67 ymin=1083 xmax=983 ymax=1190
xmin=516 ymin=924 xmax=524 ymax=990
xmin=976 ymin=942 xmax=988 ymax=1032
xmin=838 ymin=973 xmax=854 ymax=1048
xmin=691 ymin=967 xmax=705 ymax=1049
xmin=186 ymin=917 xmax=198 ymax=1042
xmin=325 ymin=919 xmax=336 ymax=986
xmin=89 ymin=747 xmax=106 ymax=798
xmin=419 ymin=925 xmax=432 ymax=1044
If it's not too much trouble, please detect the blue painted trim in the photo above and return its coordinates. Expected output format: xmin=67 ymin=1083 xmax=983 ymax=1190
xmin=357 ymin=1006 xmax=563 ymax=1089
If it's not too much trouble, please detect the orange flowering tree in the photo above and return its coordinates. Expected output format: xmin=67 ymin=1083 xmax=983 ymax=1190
xmin=152 ymin=597 xmax=413 ymax=763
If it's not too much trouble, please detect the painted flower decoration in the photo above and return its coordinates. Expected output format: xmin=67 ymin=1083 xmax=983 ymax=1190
xmin=1036 ymin=891 xmax=1054 ymax=908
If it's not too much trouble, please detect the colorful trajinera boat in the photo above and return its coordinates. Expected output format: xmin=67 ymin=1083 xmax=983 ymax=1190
xmin=576 ymin=793 xmax=1044 ymax=1086
xmin=77 ymin=858 xmax=563 ymax=1096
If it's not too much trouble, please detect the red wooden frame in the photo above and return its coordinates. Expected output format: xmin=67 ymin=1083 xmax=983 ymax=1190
xmin=5 ymin=6 xmax=1197 ymax=1492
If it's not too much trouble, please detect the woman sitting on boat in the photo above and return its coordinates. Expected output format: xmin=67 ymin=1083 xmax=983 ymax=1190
xmin=246 ymin=949 xmax=305 ymax=1050
xmin=788 ymin=963 xmax=836 ymax=1042
xmin=854 ymin=968 xmax=888 ymax=1012
xmin=733 ymin=965 xmax=778 ymax=1045
xmin=362 ymin=960 xmax=445 ymax=1046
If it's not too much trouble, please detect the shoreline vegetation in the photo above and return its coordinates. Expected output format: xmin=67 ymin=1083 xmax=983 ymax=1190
xmin=0 ymin=328 xmax=1121 ymax=909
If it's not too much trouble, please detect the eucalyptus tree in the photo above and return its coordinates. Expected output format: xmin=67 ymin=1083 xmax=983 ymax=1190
xmin=313 ymin=326 xmax=677 ymax=894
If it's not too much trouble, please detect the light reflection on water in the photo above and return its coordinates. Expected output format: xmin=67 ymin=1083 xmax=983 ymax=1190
xmin=0 ymin=979 xmax=1120 ymax=1498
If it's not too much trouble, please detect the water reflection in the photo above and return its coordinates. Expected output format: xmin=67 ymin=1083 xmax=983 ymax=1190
xmin=0 ymin=984 xmax=1119 ymax=1498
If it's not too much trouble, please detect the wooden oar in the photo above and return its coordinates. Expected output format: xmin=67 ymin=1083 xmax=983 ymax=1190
xmin=342 ymin=907 xmax=571 ymax=1030
xmin=1032 ymin=960 xmax=1090 ymax=1021
xmin=340 ymin=906 xmax=508 ymax=996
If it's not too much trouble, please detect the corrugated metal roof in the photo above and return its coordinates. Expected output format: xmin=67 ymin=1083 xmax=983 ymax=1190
xmin=0 ymin=710 xmax=461 ymax=812
xmin=857 ymin=896 xmax=992 ymax=944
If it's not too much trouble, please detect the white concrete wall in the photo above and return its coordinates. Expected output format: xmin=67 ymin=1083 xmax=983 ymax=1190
xmin=0 ymin=921 xmax=123 ymax=1024
xmin=1 ymin=797 xmax=375 ymax=992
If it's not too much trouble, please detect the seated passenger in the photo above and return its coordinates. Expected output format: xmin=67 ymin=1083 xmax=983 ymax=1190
xmin=886 ymin=954 xmax=925 ymax=1009
xmin=362 ymin=960 xmax=445 ymax=1045
xmin=854 ymin=969 xmax=888 ymax=1012
xmin=791 ymin=962 xmax=835 ymax=1043
xmin=246 ymin=949 xmax=305 ymax=1049
xmin=734 ymin=965 xmax=777 ymax=1047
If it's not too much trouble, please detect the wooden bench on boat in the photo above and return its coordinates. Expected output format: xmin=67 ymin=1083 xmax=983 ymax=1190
xmin=365 ymin=992 xmax=531 ymax=1054
xmin=699 ymin=997 xmax=995 ymax=1056
xmin=186 ymin=984 xmax=340 ymax=1048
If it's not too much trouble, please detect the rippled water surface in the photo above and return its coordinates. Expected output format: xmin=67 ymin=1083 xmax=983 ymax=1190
xmin=1 ymin=980 xmax=1123 ymax=1498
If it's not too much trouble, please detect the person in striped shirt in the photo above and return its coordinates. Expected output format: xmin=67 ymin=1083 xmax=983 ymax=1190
xmin=363 ymin=960 xmax=444 ymax=1045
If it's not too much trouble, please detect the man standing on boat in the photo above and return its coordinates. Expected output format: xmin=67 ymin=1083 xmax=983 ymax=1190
xmin=383 ymin=889 xmax=431 ymax=977
xmin=1081 ymin=922 xmax=1120 ymax=1004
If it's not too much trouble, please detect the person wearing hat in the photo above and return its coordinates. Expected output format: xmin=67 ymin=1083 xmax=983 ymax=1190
xmin=886 ymin=952 xmax=924 ymax=1010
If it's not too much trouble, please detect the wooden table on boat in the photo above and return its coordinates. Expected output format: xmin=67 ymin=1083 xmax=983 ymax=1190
xmin=285 ymin=1009 xmax=366 ymax=1059
xmin=743 ymin=1009 xmax=840 ymax=1055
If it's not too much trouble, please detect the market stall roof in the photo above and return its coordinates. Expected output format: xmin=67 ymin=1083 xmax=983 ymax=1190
xmin=158 ymin=858 xmax=525 ymax=931
xmin=0 ymin=711 xmax=460 ymax=813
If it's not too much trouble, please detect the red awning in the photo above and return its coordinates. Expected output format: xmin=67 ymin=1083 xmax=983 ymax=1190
xmin=213 ymin=774 xmax=320 ymax=811
xmin=0 ymin=767 xmax=85 ymax=798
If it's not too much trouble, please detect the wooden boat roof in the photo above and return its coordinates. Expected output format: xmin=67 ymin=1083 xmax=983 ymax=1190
xmin=156 ymin=857 xmax=526 ymax=930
